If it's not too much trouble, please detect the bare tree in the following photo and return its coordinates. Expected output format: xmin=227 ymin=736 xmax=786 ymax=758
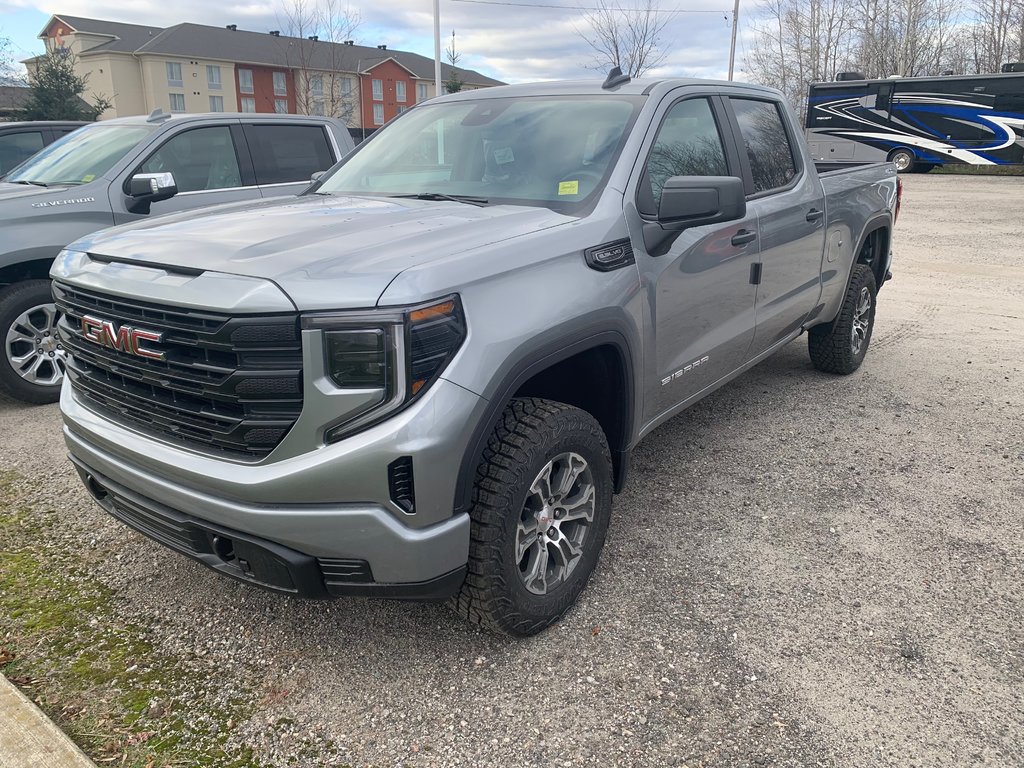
xmin=966 ymin=0 xmax=1019 ymax=71
xmin=277 ymin=0 xmax=362 ymax=124
xmin=1 ymin=34 xmax=22 ymax=86
xmin=576 ymin=0 xmax=675 ymax=77
xmin=746 ymin=0 xmax=858 ymax=119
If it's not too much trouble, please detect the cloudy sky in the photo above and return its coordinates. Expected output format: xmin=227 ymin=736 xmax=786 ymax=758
xmin=1 ymin=0 xmax=759 ymax=83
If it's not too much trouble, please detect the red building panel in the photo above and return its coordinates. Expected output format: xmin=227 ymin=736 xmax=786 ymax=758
xmin=360 ymin=59 xmax=416 ymax=128
xmin=235 ymin=65 xmax=296 ymax=113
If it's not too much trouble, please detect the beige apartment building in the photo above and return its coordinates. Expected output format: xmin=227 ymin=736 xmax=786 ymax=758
xmin=34 ymin=15 xmax=504 ymax=134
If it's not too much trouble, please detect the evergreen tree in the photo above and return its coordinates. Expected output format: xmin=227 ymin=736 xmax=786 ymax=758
xmin=444 ymin=31 xmax=464 ymax=94
xmin=19 ymin=48 xmax=111 ymax=121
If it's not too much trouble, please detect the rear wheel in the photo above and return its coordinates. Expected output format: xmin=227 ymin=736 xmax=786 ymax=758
xmin=808 ymin=264 xmax=877 ymax=375
xmin=0 ymin=280 xmax=66 ymax=404
xmin=450 ymin=397 xmax=613 ymax=636
xmin=888 ymin=148 xmax=915 ymax=173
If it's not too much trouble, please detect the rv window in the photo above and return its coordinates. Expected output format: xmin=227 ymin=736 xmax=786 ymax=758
xmin=875 ymin=84 xmax=893 ymax=112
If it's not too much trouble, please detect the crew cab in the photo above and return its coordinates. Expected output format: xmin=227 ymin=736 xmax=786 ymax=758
xmin=54 ymin=74 xmax=899 ymax=635
xmin=0 ymin=110 xmax=353 ymax=403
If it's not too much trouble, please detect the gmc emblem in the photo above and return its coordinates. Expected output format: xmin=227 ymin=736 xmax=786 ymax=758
xmin=81 ymin=315 xmax=165 ymax=361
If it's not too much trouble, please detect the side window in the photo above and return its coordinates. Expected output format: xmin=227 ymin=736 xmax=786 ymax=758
xmin=244 ymin=124 xmax=334 ymax=185
xmin=0 ymin=131 xmax=45 ymax=175
xmin=140 ymin=126 xmax=242 ymax=193
xmin=729 ymin=97 xmax=797 ymax=194
xmin=641 ymin=97 xmax=728 ymax=214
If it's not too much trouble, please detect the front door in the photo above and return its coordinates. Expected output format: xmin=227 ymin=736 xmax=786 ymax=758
xmin=111 ymin=123 xmax=261 ymax=224
xmin=629 ymin=94 xmax=760 ymax=426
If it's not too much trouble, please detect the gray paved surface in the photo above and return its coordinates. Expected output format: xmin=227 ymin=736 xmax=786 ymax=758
xmin=0 ymin=173 xmax=1021 ymax=766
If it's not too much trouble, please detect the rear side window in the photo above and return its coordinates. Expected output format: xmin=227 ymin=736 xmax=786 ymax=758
xmin=641 ymin=98 xmax=728 ymax=214
xmin=243 ymin=124 xmax=334 ymax=185
xmin=0 ymin=131 xmax=45 ymax=175
xmin=729 ymin=98 xmax=797 ymax=194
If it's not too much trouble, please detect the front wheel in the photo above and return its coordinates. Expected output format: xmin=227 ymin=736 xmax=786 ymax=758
xmin=0 ymin=280 xmax=66 ymax=404
xmin=808 ymin=264 xmax=877 ymax=375
xmin=450 ymin=397 xmax=613 ymax=636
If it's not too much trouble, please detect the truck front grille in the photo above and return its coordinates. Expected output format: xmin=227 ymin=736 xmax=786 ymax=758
xmin=54 ymin=281 xmax=303 ymax=460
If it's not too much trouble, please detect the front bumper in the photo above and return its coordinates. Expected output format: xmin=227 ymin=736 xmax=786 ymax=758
xmin=62 ymin=375 xmax=486 ymax=598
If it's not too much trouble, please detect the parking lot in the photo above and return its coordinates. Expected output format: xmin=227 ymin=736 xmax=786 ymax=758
xmin=1 ymin=172 xmax=1022 ymax=767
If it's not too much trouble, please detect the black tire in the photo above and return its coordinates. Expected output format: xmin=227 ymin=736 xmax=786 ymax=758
xmin=0 ymin=280 xmax=64 ymax=405
xmin=450 ymin=397 xmax=613 ymax=636
xmin=808 ymin=264 xmax=877 ymax=375
xmin=888 ymin=148 xmax=916 ymax=173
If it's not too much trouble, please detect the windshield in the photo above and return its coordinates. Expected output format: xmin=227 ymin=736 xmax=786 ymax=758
xmin=5 ymin=123 xmax=155 ymax=186
xmin=318 ymin=95 xmax=644 ymax=209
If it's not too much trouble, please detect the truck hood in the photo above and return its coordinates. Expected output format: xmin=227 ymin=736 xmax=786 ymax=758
xmin=71 ymin=194 xmax=572 ymax=310
xmin=0 ymin=181 xmax=84 ymax=203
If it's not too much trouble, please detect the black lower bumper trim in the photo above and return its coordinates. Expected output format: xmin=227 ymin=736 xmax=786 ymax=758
xmin=69 ymin=454 xmax=466 ymax=601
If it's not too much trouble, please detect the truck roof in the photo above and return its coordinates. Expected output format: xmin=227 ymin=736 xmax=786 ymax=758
xmin=438 ymin=77 xmax=783 ymax=100
xmin=0 ymin=121 xmax=87 ymax=130
xmin=98 ymin=112 xmax=347 ymax=127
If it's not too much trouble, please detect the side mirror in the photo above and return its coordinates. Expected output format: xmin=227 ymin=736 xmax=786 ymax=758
xmin=643 ymin=175 xmax=746 ymax=256
xmin=658 ymin=175 xmax=746 ymax=226
xmin=127 ymin=172 xmax=178 ymax=214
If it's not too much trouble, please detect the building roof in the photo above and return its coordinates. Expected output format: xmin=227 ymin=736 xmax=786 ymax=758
xmin=41 ymin=14 xmax=504 ymax=87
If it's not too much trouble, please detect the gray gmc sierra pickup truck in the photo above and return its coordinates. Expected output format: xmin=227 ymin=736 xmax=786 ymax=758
xmin=54 ymin=74 xmax=900 ymax=636
xmin=0 ymin=111 xmax=353 ymax=403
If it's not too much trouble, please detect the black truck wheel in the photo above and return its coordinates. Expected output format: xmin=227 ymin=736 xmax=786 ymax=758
xmin=451 ymin=397 xmax=613 ymax=636
xmin=808 ymin=264 xmax=877 ymax=375
xmin=0 ymin=280 xmax=66 ymax=404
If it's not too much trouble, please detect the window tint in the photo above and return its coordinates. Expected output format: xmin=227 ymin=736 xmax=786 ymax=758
xmin=730 ymin=97 xmax=797 ymax=193
xmin=244 ymin=124 xmax=334 ymax=185
xmin=643 ymin=98 xmax=728 ymax=212
xmin=140 ymin=126 xmax=241 ymax=193
xmin=0 ymin=131 xmax=45 ymax=175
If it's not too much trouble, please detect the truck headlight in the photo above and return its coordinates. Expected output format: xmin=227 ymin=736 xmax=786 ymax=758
xmin=304 ymin=295 xmax=466 ymax=443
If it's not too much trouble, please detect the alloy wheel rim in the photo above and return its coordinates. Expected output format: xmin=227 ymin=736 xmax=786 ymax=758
xmin=851 ymin=286 xmax=872 ymax=356
xmin=516 ymin=452 xmax=596 ymax=595
xmin=894 ymin=153 xmax=911 ymax=171
xmin=5 ymin=302 xmax=66 ymax=387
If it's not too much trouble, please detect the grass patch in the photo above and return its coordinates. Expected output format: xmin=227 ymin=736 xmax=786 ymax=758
xmin=0 ymin=469 xmax=263 ymax=768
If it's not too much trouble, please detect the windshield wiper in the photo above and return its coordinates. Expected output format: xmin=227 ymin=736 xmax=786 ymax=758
xmin=390 ymin=192 xmax=489 ymax=207
xmin=9 ymin=180 xmax=49 ymax=187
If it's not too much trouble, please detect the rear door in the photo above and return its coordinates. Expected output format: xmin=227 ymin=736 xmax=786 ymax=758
xmin=240 ymin=122 xmax=337 ymax=198
xmin=112 ymin=121 xmax=260 ymax=223
xmin=725 ymin=96 xmax=826 ymax=356
xmin=628 ymin=92 xmax=760 ymax=424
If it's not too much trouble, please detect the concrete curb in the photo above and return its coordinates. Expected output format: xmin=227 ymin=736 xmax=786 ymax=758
xmin=0 ymin=673 xmax=97 ymax=768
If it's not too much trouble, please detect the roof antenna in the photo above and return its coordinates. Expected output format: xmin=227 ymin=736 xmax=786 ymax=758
xmin=602 ymin=65 xmax=630 ymax=89
xmin=146 ymin=108 xmax=172 ymax=123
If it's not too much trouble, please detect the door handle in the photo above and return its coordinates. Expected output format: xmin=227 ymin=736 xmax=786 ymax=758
xmin=731 ymin=229 xmax=757 ymax=246
xmin=806 ymin=208 xmax=824 ymax=222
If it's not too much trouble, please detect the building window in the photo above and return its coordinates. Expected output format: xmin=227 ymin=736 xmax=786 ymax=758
xmin=166 ymin=62 xmax=182 ymax=87
xmin=275 ymin=99 xmax=288 ymax=114
xmin=240 ymin=96 xmax=256 ymax=113
xmin=207 ymin=65 xmax=221 ymax=90
xmin=312 ymin=99 xmax=325 ymax=116
xmin=340 ymin=77 xmax=353 ymax=97
xmin=209 ymin=95 xmax=224 ymax=112
xmin=310 ymin=74 xmax=324 ymax=97
xmin=417 ymin=83 xmax=428 ymax=102
xmin=396 ymin=81 xmax=406 ymax=102
xmin=169 ymin=93 xmax=186 ymax=112
xmin=372 ymin=79 xmax=383 ymax=100
xmin=273 ymin=71 xmax=287 ymax=96
xmin=373 ymin=102 xmax=384 ymax=125
xmin=239 ymin=69 xmax=254 ymax=94
xmin=397 ymin=105 xmax=409 ymax=114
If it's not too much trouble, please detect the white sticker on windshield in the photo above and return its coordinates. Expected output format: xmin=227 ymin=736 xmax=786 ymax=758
xmin=493 ymin=146 xmax=515 ymax=165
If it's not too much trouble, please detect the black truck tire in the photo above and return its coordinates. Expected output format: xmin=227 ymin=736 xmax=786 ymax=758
xmin=808 ymin=264 xmax=877 ymax=375
xmin=0 ymin=280 xmax=65 ymax=405
xmin=450 ymin=397 xmax=613 ymax=636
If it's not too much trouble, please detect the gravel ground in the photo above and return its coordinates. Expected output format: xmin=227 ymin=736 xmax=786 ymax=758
xmin=1 ymin=173 xmax=1022 ymax=767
